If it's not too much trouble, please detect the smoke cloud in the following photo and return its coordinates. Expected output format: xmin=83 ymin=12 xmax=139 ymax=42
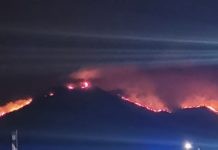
xmin=70 ymin=65 xmax=218 ymax=112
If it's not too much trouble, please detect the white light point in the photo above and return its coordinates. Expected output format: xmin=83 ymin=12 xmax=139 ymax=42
xmin=184 ymin=141 xmax=192 ymax=150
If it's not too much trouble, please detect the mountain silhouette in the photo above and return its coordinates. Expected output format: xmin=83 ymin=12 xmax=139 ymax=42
xmin=1 ymin=86 xmax=218 ymax=150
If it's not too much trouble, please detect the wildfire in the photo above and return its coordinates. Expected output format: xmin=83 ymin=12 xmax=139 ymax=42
xmin=67 ymin=80 xmax=218 ymax=114
xmin=80 ymin=81 xmax=90 ymax=89
xmin=120 ymin=95 xmax=170 ymax=113
xmin=181 ymin=96 xmax=218 ymax=114
xmin=66 ymin=81 xmax=91 ymax=90
xmin=0 ymin=98 xmax=32 ymax=117
xmin=2 ymin=79 xmax=218 ymax=118
xmin=70 ymin=67 xmax=218 ymax=115
xmin=66 ymin=84 xmax=75 ymax=90
xmin=120 ymin=94 xmax=218 ymax=114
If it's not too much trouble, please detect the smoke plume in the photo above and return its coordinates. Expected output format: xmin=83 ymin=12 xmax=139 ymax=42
xmin=70 ymin=66 xmax=218 ymax=112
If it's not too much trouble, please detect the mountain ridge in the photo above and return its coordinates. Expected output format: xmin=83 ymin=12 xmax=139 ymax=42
xmin=1 ymin=86 xmax=218 ymax=145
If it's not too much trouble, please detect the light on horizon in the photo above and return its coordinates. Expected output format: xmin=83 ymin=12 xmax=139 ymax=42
xmin=184 ymin=141 xmax=192 ymax=150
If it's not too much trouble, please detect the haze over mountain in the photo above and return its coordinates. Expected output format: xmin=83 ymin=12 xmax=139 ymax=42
xmin=1 ymin=86 xmax=218 ymax=150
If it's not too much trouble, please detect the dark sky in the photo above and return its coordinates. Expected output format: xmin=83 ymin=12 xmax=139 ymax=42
xmin=1 ymin=0 xmax=218 ymax=101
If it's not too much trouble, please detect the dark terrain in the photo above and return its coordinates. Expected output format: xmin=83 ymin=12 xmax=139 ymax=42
xmin=1 ymin=86 xmax=218 ymax=150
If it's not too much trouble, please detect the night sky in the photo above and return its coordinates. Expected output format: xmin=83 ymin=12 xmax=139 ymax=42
xmin=2 ymin=1 xmax=218 ymax=150
xmin=1 ymin=0 xmax=218 ymax=100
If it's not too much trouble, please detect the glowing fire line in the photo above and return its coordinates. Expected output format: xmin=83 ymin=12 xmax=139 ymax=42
xmin=121 ymin=95 xmax=218 ymax=114
xmin=181 ymin=97 xmax=218 ymax=114
xmin=0 ymin=81 xmax=91 ymax=117
xmin=0 ymin=98 xmax=32 ymax=117
xmin=1 ymin=80 xmax=218 ymax=117
xmin=120 ymin=95 xmax=171 ymax=113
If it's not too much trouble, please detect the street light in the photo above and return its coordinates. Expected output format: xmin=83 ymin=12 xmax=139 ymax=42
xmin=184 ymin=141 xmax=192 ymax=150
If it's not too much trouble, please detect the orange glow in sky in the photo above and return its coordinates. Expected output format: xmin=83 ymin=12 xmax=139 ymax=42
xmin=2 ymin=80 xmax=218 ymax=118
xmin=181 ymin=96 xmax=218 ymax=114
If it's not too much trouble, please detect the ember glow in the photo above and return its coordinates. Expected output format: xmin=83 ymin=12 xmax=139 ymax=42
xmin=67 ymin=84 xmax=75 ymax=90
xmin=65 ymin=81 xmax=91 ymax=90
xmin=49 ymin=92 xmax=55 ymax=97
xmin=0 ymin=98 xmax=32 ymax=117
xmin=80 ymin=81 xmax=90 ymax=89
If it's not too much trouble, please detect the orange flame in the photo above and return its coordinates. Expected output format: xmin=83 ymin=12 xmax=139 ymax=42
xmin=0 ymin=98 xmax=32 ymax=117
xmin=181 ymin=96 xmax=218 ymax=113
xmin=120 ymin=95 xmax=171 ymax=113
xmin=66 ymin=84 xmax=75 ymax=90
xmin=121 ymin=95 xmax=218 ymax=114
xmin=65 ymin=81 xmax=91 ymax=90
xmin=70 ymin=67 xmax=218 ymax=114
xmin=80 ymin=81 xmax=90 ymax=89
xmin=2 ymin=79 xmax=218 ymax=118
